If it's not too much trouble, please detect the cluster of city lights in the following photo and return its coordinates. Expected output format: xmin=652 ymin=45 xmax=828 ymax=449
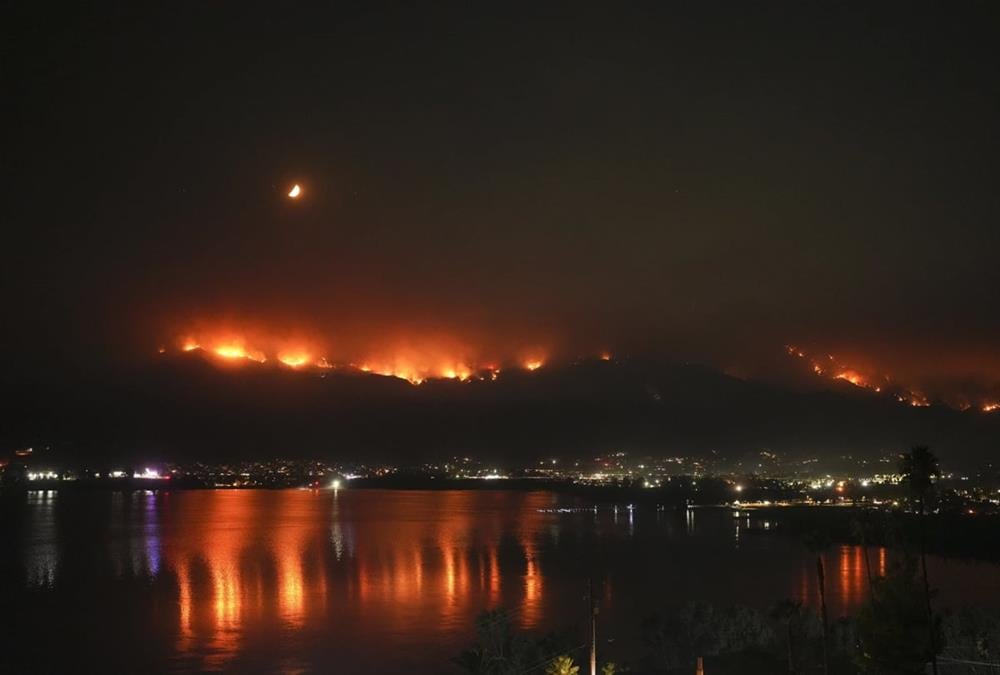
xmin=25 ymin=468 xmax=169 ymax=481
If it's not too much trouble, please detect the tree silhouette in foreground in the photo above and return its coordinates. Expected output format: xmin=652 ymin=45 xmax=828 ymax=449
xmin=453 ymin=609 xmax=537 ymax=675
xmin=856 ymin=556 xmax=943 ymax=674
xmin=770 ymin=599 xmax=804 ymax=674
xmin=455 ymin=609 xmax=577 ymax=675
xmin=900 ymin=445 xmax=941 ymax=675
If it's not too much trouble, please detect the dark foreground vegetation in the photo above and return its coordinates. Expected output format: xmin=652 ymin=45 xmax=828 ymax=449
xmin=457 ymin=596 xmax=1000 ymax=674
xmin=455 ymin=447 xmax=1000 ymax=675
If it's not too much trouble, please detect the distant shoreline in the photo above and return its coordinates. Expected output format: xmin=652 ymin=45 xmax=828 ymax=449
xmin=6 ymin=477 xmax=1000 ymax=564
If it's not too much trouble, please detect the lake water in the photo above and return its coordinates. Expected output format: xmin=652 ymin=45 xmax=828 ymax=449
xmin=2 ymin=489 xmax=998 ymax=673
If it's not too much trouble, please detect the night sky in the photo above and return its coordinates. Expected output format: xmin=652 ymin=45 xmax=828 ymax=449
xmin=5 ymin=3 xmax=1000 ymax=461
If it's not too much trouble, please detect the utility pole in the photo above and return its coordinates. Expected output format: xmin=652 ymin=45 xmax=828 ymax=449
xmin=817 ymin=557 xmax=829 ymax=675
xmin=589 ymin=577 xmax=599 ymax=675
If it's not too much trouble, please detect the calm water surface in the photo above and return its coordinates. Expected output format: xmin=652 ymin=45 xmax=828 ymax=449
xmin=3 ymin=489 xmax=999 ymax=673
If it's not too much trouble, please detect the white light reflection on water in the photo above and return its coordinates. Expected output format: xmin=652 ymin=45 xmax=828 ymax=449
xmin=24 ymin=490 xmax=58 ymax=586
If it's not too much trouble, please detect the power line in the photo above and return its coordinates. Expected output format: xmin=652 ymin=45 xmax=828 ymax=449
xmin=938 ymin=655 xmax=1000 ymax=667
xmin=515 ymin=643 xmax=588 ymax=675
xmin=469 ymin=605 xmax=526 ymax=629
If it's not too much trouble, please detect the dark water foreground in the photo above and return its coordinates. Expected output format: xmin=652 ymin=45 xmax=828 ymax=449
xmin=2 ymin=489 xmax=998 ymax=673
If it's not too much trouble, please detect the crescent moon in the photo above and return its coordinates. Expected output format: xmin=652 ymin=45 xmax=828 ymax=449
xmin=288 ymin=184 xmax=302 ymax=198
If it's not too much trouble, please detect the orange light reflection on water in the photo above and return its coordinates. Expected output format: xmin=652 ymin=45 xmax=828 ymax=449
xmin=275 ymin=507 xmax=309 ymax=628
xmin=162 ymin=492 xmax=326 ymax=670
xmin=798 ymin=545 xmax=888 ymax=618
xmin=153 ymin=491 xmax=554 ymax=666
xmin=522 ymin=541 xmax=542 ymax=629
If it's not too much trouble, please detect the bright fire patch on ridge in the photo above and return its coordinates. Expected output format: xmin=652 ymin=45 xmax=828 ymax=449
xmin=214 ymin=344 xmax=266 ymax=363
xmin=277 ymin=352 xmax=310 ymax=368
xmin=181 ymin=337 xmax=266 ymax=363
xmin=833 ymin=369 xmax=877 ymax=391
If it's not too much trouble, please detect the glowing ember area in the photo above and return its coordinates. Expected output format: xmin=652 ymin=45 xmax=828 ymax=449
xmin=351 ymin=356 xmax=475 ymax=384
xmin=164 ymin=332 xmax=553 ymax=385
xmin=787 ymin=346 xmax=885 ymax=394
xmin=982 ymin=402 xmax=999 ymax=413
xmin=902 ymin=394 xmax=930 ymax=408
xmin=214 ymin=344 xmax=266 ymax=363
xmin=178 ymin=336 xmax=266 ymax=363
xmin=834 ymin=369 xmax=881 ymax=392
xmin=287 ymin=184 xmax=301 ymax=199
xmin=440 ymin=365 xmax=471 ymax=381
xmin=278 ymin=352 xmax=310 ymax=368
xmin=352 ymin=359 xmax=506 ymax=385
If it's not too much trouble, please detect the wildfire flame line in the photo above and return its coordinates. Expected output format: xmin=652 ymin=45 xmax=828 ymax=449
xmin=785 ymin=345 xmax=958 ymax=410
xmin=167 ymin=335 xmax=560 ymax=385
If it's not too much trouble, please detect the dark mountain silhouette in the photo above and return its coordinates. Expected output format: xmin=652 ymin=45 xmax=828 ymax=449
xmin=6 ymin=353 xmax=999 ymax=467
